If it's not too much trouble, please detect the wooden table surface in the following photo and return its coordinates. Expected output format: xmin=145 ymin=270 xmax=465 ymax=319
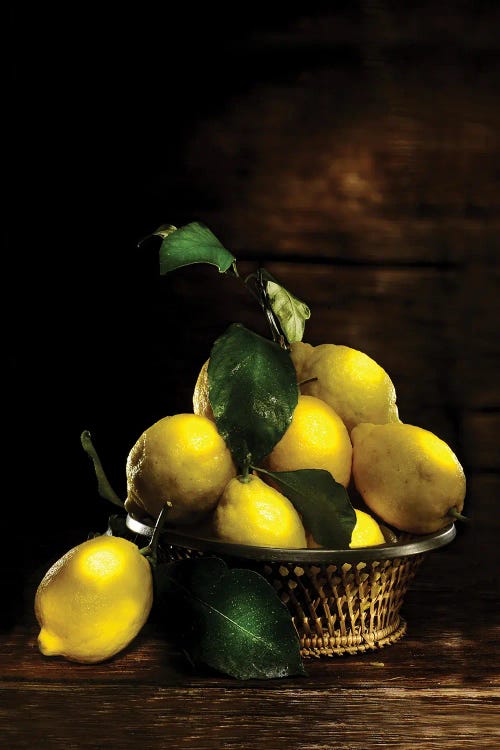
xmin=3 ymin=520 xmax=499 ymax=750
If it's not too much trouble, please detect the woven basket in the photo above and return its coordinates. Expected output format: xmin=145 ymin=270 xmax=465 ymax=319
xmin=124 ymin=515 xmax=456 ymax=658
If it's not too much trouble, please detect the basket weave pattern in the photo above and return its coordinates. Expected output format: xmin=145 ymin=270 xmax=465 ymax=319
xmin=165 ymin=544 xmax=425 ymax=657
xmin=258 ymin=555 xmax=424 ymax=656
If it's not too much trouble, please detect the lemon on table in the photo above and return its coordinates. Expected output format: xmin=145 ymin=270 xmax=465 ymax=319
xmin=290 ymin=341 xmax=400 ymax=432
xmin=213 ymin=474 xmax=307 ymax=548
xmin=351 ymin=422 xmax=466 ymax=534
xmin=125 ymin=413 xmax=236 ymax=525
xmin=306 ymin=508 xmax=386 ymax=548
xmin=266 ymin=394 xmax=352 ymax=487
xmin=35 ymin=535 xmax=153 ymax=664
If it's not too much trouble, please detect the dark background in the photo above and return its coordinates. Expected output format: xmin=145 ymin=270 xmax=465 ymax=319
xmin=10 ymin=5 xmax=295 ymax=526
xmin=8 ymin=3 xmax=500 ymax=624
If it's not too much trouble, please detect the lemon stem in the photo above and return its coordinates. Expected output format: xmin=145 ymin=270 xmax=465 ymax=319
xmin=448 ymin=507 xmax=469 ymax=523
xmin=239 ymin=452 xmax=253 ymax=483
xmin=140 ymin=503 xmax=171 ymax=560
xmin=80 ymin=430 xmax=124 ymax=508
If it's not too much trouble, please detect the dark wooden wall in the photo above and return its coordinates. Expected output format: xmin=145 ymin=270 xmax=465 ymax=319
xmin=155 ymin=3 xmax=500 ymax=543
xmin=9 ymin=3 xmax=499 ymax=615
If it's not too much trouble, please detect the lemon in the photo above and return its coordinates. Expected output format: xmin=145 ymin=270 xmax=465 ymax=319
xmin=290 ymin=341 xmax=400 ymax=432
xmin=306 ymin=508 xmax=385 ymax=548
xmin=349 ymin=508 xmax=386 ymax=547
xmin=192 ymin=359 xmax=214 ymax=420
xmin=125 ymin=413 xmax=236 ymax=525
xmin=266 ymin=394 xmax=352 ymax=487
xmin=351 ymin=422 xmax=466 ymax=534
xmin=213 ymin=474 xmax=307 ymax=548
xmin=35 ymin=535 xmax=153 ymax=664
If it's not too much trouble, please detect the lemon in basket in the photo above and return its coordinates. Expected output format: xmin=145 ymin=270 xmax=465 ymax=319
xmin=35 ymin=535 xmax=153 ymax=664
xmin=306 ymin=508 xmax=386 ymax=548
xmin=213 ymin=474 xmax=307 ymax=548
xmin=265 ymin=394 xmax=352 ymax=487
xmin=125 ymin=413 xmax=236 ymax=524
xmin=349 ymin=508 xmax=386 ymax=547
xmin=290 ymin=342 xmax=400 ymax=432
xmin=351 ymin=422 xmax=466 ymax=534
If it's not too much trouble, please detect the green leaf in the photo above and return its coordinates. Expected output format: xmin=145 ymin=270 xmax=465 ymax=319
xmin=208 ymin=323 xmax=299 ymax=468
xmin=158 ymin=222 xmax=236 ymax=274
xmin=262 ymin=271 xmax=311 ymax=343
xmin=156 ymin=556 xmax=306 ymax=680
xmin=256 ymin=467 xmax=356 ymax=549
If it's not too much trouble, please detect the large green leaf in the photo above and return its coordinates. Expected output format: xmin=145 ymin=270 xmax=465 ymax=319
xmin=155 ymin=556 xmax=306 ymax=680
xmin=208 ymin=323 xmax=299 ymax=468
xmin=158 ymin=222 xmax=236 ymax=274
xmin=256 ymin=467 xmax=356 ymax=549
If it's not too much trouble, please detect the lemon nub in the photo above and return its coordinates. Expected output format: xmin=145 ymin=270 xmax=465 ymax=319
xmin=38 ymin=629 xmax=63 ymax=656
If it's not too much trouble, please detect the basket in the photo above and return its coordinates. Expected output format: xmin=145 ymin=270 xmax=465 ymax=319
xmin=124 ymin=514 xmax=456 ymax=658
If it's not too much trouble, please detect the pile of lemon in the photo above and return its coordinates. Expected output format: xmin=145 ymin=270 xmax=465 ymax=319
xmin=34 ymin=218 xmax=468 ymax=666
xmin=35 ymin=337 xmax=466 ymax=665
xmin=125 ymin=339 xmax=466 ymax=548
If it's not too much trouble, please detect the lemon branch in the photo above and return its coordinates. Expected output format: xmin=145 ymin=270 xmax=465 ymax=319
xmin=151 ymin=221 xmax=308 ymax=347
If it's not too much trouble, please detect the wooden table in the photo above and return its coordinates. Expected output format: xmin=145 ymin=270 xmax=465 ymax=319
xmin=3 ymin=521 xmax=498 ymax=750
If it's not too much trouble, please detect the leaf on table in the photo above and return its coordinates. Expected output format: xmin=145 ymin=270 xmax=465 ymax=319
xmin=208 ymin=323 xmax=299 ymax=469
xmin=257 ymin=467 xmax=356 ymax=549
xmin=155 ymin=556 xmax=306 ymax=680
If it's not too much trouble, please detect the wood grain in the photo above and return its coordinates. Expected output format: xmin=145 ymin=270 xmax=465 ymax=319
xmin=2 ymin=683 xmax=499 ymax=750
xmin=3 ymin=583 xmax=499 ymax=750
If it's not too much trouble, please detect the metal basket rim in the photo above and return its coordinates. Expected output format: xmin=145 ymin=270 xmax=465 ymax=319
xmin=126 ymin=513 xmax=457 ymax=563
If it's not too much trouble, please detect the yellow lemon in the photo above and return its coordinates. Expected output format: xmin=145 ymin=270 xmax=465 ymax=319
xmin=125 ymin=413 xmax=236 ymax=525
xmin=35 ymin=535 xmax=153 ymax=664
xmin=213 ymin=474 xmax=307 ymax=548
xmin=306 ymin=508 xmax=385 ymax=548
xmin=266 ymin=394 xmax=352 ymax=487
xmin=351 ymin=422 xmax=466 ymax=534
xmin=349 ymin=509 xmax=386 ymax=547
xmin=290 ymin=341 xmax=400 ymax=433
